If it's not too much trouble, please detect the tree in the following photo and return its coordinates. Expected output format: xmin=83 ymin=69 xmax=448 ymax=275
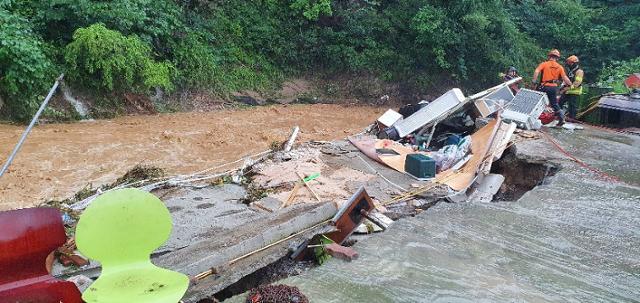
xmin=0 ymin=7 xmax=55 ymax=121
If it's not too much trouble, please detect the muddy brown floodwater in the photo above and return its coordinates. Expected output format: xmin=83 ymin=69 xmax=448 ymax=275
xmin=0 ymin=104 xmax=385 ymax=210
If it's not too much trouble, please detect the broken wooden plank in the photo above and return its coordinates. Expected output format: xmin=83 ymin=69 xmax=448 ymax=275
xmin=296 ymin=172 xmax=321 ymax=202
xmin=284 ymin=126 xmax=300 ymax=152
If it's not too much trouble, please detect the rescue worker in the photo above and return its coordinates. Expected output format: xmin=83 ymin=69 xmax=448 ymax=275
xmin=501 ymin=66 xmax=521 ymax=94
xmin=559 ymin=55 xmax=584 ymax=119
xmin=532 ymin=49 xmax=572 ymax=126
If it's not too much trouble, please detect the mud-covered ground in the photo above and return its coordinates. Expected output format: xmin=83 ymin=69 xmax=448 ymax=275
xmin=0 ymin=104 xmax=385 ymax=210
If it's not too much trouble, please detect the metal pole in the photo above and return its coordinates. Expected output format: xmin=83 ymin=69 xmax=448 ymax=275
xmin=0 ymin=74 xmax=63 ymax=179
xmin=424 ymin=122 xmax=438 ymax=150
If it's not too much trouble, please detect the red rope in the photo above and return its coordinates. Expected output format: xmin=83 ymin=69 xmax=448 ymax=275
xmin=540 ymin=130 xmax=624 ymax=184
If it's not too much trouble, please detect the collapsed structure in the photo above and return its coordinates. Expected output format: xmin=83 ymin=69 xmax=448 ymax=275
xmin=354 ymin=78 xmax=528 ymax=205
xmin=4 ymin=77 xmax=578 ymax=302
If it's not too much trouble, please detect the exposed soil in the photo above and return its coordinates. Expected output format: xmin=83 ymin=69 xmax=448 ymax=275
xmin=490 ymin=147 xmax=559 ymax=201
xmin=0 ymin=104 xmax=385 ymax=210
xmin=211 ymin=257 xmax=314 ymax=302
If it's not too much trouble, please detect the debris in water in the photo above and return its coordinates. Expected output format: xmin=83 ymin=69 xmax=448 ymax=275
xmin=114 ymin=164 xmax=165 ymax=185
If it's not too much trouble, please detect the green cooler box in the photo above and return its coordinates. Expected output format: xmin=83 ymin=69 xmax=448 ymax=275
xmin=405 ymin=154 xmax=436 ymax=180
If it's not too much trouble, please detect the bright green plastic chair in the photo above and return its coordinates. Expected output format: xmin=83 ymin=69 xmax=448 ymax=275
xmin=76 ymin=188 xmax=189 ymax=303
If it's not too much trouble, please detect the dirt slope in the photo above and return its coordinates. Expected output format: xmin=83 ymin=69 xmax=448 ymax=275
xmin=0 ymin=104 xmax=385 ymax=210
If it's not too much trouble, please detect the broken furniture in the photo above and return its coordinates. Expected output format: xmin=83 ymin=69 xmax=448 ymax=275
xmin=75 ymin=188 xmax=189 ymax=303
xmin=0 ymin=208 xmax=82 ymax=303
xmin=387 ymin=77 xmax=522 ymax=142
xmin=326 ymin=186 xmax=376 ymax=244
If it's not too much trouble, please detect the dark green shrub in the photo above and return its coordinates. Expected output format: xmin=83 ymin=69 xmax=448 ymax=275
xmin=0 ymin=8 xmax=55 ymax=122
xmin=171 ymin=33 xmax=221 ymax=90
xmin=64 ymin=23 xmax=173 ymax=93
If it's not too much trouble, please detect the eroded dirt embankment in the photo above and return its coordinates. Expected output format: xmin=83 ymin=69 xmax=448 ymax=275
xmin=0 ymin=104 xmax=385 ymax=210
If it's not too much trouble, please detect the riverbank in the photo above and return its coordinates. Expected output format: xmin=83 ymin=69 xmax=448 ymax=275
xmin=0 ymin=104 xmax=385 ymax=210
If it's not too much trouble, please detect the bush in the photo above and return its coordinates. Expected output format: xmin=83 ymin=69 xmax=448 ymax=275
xmin=598 ymin=57 xmax=640 ymax=92
xmin=64 ymin=23 xmax=173 ymax=93
xmin=0 ymin=8 xmax=55 ymax=122
xmin=171 ymin=33 xmax=221 ymax=90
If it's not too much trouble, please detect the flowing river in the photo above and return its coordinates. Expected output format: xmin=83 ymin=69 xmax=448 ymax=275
xmin=0 ymin=104 xmax=385 ymax=210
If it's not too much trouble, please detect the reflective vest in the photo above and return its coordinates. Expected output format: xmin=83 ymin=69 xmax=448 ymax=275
xmin=566 ymin=66 xmax=583 ymax=95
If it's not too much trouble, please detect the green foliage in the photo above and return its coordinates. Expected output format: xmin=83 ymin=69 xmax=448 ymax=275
xmin=172 ymin=2 xmax=287 ymax=93
xmin=0 ymin=0 xmax=638 ymax=122
xmin=290 ymin=0 xmax=332 ymax=21
xmin=508 ymin=0 xmax=640 ymax=78
xmin=64 ymin=24 xmax=173 ymax=92
xmin=0 ymin=7 xmax=54 ymax=121
xmin=598 ymin=57 xmax=640 ymax=92
xmin=412 ymin=4 xmax=452 ymax=70
xmin=171 ymin=33 xmax=220 ymax=89
xmin=24 ymin=0 xmax=185 ymax=51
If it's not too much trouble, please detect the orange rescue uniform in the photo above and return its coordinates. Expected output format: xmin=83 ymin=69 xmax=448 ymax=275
xmin=534 ymin=61 xmax=567 ymax=87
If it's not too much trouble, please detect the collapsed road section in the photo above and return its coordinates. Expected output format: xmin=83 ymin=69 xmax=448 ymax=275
xmin=4 ymin=77 xmax=636 ymax=303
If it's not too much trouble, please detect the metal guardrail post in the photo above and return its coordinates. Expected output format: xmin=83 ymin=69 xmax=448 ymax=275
xmin=0 ymin=74 xmax=64 ymax=179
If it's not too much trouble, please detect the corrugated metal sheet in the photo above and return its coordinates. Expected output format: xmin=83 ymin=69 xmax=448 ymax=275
xmin=599 ymin=95 xmax=640 ymax=114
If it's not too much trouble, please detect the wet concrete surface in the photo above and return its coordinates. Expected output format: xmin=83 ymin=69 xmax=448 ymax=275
xmin=159 ymin=185 xmax=253 ymax=252
xmin=251 ymin=126 xmax=640 ymax=303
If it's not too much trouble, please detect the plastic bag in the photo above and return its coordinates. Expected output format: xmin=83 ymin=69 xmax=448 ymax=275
xmin=431 ymin=135 xmax=472 ymax=172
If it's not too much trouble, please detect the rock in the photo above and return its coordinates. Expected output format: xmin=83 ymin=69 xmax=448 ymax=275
xmin=233 ymin=91 xmax=267 ymax=106
xmin=325 ymin=243 xmax=359 ymax=262
xmin=234 ymin=95 xmax=263 ymax=106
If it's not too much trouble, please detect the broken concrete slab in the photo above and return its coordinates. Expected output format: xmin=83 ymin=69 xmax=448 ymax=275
xmin=469 ymin=174 xmax=505 ymax=203
xmin=276 ymin=123 xmax=640 ymax=303
xmin=160 ymin=185 xmax=252 ymax=252
xmin=156 ymin=202 xmax=337 ymax=302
